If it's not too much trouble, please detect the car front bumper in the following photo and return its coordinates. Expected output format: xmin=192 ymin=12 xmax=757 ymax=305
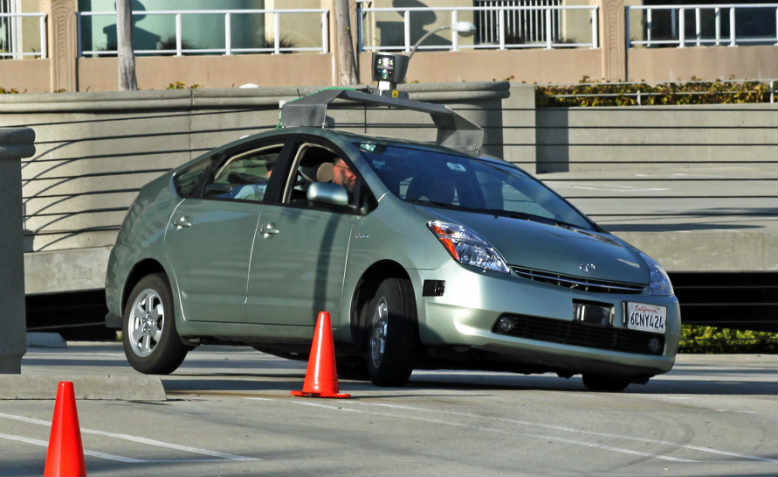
xmin=412 ymin=261 xmax=681 ymax=378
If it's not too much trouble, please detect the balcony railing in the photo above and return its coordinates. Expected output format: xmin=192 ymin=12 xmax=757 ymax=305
xmin=76 ymin=9 xmax=329 ymax=57
xmin=358 ymin=5 xmax=599 ymax=52
xmin=627 ymin=3 xmax=778 ymax=48
xmin=0 ymin=12 xmax=47 ymax=59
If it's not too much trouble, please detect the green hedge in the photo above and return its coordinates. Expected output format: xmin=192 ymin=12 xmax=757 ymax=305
xmin=679 ymin=325 xmax=777 ymax=353
xmin=536 ymin=77 xmax=774 ymax=107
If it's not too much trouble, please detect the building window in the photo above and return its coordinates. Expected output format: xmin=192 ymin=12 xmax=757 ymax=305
xmin=474 ymin=0 xmax=561 ymax=45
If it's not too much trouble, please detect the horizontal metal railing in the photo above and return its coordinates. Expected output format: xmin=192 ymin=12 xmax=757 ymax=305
xmin=76 ymin=9 xmax=329 ymax=57
xmin=627 ymin=3 xmax=778 ymax=48
xmin=358 ymin=5 xmax=599 ymax=52
xmin=0 ymin=12 xmax=47 ymax=59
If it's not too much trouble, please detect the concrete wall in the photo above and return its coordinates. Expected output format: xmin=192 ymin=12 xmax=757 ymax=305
xmin=78 ymin=53 xmax=332 ymax=91
xmin=66 ymin=43 xmax=778 ymax=93
xmin=365 ymin=0 xmax=477 ymax=49
xmin=359 ymin=48 xmax=604 ymax=84
xmin=0 ymin=59 xmax=49 ymax=92
xmin=535 ymin=103 xmax=777 ymax=272
xmin=627 ymin=45 xmax=778 ymax=83
xmin=264 ymin=0 xmax=328 ymax=49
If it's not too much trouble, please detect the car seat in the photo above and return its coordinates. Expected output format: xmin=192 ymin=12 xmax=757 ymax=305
xmin=316 ymin=162 xmax=334 ymax=183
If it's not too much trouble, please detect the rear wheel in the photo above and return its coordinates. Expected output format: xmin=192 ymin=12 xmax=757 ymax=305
xmin=366 ymin=277 xmax=417 ymax=386
xmin=582 ymin=373 xmax=631 ymax=392
xmin=123 ymin=274 xmax=188 ymax=374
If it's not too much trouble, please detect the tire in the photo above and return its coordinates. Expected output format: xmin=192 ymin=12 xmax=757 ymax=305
xmin=122 ymin=273 xmax=188 ymax=374
xmin=366 ymin=277 xmax=417 ymax=386
xmin=582 ymin=373 xmax=631 ymax=392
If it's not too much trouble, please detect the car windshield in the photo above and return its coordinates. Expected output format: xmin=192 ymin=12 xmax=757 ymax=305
xmin=360 ymin=143 xmax=593 ymax=230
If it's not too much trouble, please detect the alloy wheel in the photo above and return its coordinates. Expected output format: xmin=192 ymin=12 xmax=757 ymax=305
xmin=369 ymin=297 xmax=389 ymax=369
xmin=127 ymin=288 xmax=165 ymax=358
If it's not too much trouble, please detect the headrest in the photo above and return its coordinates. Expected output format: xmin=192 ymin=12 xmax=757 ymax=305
xmin=316 ymin=162 xmax=334 ymax=182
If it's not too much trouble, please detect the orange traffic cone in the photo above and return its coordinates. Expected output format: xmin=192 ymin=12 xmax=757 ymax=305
xmin=291 ymin=311 xmax=351 ymax=399
xmin=44 ymin=381 xmax=86 ymax=477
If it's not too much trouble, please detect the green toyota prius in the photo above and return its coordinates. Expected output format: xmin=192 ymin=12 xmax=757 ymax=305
xmin=105 ymin=92 xmax=680 ymax=391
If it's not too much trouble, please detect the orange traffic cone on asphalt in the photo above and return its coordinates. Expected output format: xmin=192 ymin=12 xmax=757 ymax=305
xmin=291 ymin=311 xmax=351 ymax=399
xmin=44 ymin=381 xmax=86 ymax=477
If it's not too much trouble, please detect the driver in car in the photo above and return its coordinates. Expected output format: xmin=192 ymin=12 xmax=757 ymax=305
xmin=333 ymin=157 xmax=357 ymax=193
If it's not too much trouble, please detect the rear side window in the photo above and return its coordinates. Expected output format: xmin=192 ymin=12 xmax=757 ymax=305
xmin=205 ymin=145 xmax=283 ymax=202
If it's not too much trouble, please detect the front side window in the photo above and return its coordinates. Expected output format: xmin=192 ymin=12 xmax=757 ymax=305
xmin=361 ymin=143 xmax=593 ymax=230
xmin=283 ymin=143 xmax=370 ymax=211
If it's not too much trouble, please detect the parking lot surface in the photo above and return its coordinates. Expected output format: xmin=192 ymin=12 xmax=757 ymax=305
xmin=1 ymin=343 xmax=775 ymax=476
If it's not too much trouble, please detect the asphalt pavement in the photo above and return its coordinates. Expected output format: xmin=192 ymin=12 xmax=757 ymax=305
xmin=0 ymin=342 xmax=775 ymax=476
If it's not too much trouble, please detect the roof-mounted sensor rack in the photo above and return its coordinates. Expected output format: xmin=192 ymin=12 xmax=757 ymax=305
xmin=280 ymin=88 xmax=484 ymax=156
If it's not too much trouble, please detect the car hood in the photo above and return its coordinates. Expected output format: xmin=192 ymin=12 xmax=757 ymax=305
xmin=417 ymin=206 xmax=649 ymax=284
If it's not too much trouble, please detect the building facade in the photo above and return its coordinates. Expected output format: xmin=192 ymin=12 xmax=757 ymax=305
xmin=0 ymin=0 xmax=775 ymax=92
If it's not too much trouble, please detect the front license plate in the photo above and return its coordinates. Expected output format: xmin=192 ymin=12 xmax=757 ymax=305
xmin=626 ymin=302 xmax=667 ymax=334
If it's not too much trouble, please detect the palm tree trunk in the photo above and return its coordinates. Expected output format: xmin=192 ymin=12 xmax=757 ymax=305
xmin=117 ymin=0 xmax=137 ymax=90
xmin=334 ymin=0 xmax=358 ymax=85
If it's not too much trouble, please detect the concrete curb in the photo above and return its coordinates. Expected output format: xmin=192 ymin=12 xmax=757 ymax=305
xmin=0 ymin=375 xmax=166 ymax=401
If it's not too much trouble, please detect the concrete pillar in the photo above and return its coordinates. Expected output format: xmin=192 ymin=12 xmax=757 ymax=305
xmin=599 ymin=0 xmax=627 ymax=82
xmin=41 ymin=0 xmax=79 ymax=92
xmin=0 ymin=128 xmax=35 ymax=374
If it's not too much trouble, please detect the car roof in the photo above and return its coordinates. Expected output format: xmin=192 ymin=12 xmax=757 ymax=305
xmin=215 ymin=126 xmax=483 ymax=160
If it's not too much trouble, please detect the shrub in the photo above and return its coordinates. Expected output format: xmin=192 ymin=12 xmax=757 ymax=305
xmin=536 ymin=77 xmax=775 ymax=107
xmin=679 ymin=325 xmax=777 ymax=353
xmin=167 ymin=81 xmax=200 ymax=90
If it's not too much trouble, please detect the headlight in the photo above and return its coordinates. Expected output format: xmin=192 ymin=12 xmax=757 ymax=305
xmin=639 ymin=252 xmax=674 ymax=296
xmin=427 ymin=220 xmax=510 ymax=274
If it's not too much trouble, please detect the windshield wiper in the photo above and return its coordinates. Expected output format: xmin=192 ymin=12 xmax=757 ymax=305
xmin=406 ymin=199 xmax=463 ymax=211
xmin=472 ymin=208 xmax=568 ymax=226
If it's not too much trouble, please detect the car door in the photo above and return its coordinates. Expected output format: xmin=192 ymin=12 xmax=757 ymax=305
xmin=165 ymin=140 xmax=290 ymax=323
xmin=245 ymin=141 xmax=361 ymax=326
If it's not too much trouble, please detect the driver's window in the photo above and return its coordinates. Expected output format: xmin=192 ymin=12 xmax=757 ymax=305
xmin=283 ymin=143 xmax=373 ymax=213
xmin=204 ymin=144 xmax=283 ymax=202
xmin=284 ymin=144 xmax=340 ymax=206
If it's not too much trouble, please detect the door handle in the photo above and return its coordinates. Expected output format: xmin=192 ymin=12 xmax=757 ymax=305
xmin=262 ymin=222 xmax=280 ymax=238
xmin=174 ymin=215 xmax=192 ymax=230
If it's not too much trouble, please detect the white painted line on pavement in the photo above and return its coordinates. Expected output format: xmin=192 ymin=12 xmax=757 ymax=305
xmin=353 ymin=401 xmax=778 ymax=464
xmin=0 ymin=432 xmax=145 ymax=463
xmin=0 ymin=412 xmax=257 ymax=462
xmin=257 ymin=398 xmax=697 ymax=463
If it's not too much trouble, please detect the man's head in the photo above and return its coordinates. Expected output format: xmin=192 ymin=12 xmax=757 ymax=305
xmin=333 ymin=158 xmax=357 ymax=192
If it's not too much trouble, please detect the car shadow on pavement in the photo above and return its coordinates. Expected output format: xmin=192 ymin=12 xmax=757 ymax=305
xmin=161 ymin=368 xmax=777 ymax=396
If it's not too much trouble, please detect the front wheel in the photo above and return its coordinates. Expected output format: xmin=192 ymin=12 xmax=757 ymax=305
xmin=366 ymin=277 xmax=417 ymax=386
xmin=582 ymin=373 xmax=631 ymax=392
xmin=122 ymin=273 xmax=188 ymax=374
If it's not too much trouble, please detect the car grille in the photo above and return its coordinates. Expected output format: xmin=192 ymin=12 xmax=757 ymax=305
xmin=511 ymin=265 xmax=644 ymax=295
xmin=494 ymin=313 xmax=665 ymax=356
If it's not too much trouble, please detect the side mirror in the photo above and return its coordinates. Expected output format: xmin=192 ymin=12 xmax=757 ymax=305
xmin=307 ymin=182 xmax=349 ymax=207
